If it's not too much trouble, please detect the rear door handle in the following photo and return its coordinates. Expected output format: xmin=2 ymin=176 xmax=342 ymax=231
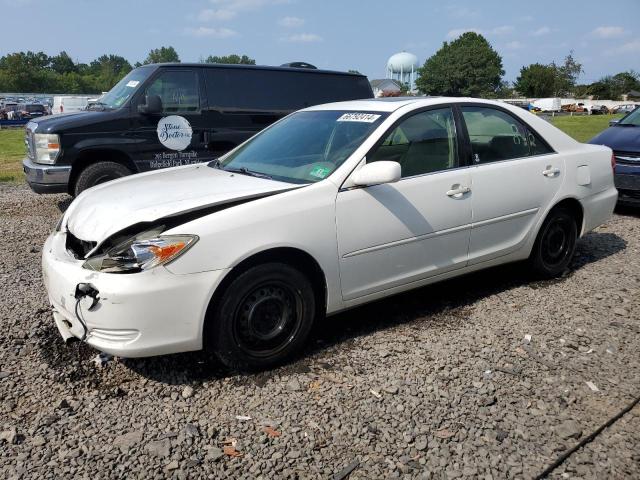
xmin=446 ymin=185 xmax=471 ymax=197
xmin=543 ymin=167 xmax=560 ymax=177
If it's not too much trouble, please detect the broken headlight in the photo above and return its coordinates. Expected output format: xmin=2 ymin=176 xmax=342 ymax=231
xmin=82 ymin=235 xmax=198 ymax=273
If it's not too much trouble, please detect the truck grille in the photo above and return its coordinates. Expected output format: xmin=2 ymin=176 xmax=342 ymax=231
xmin=25 ymin=122 xmax=37 ymax=160
xmin=614 ymin=151 xmax=640 ymax=164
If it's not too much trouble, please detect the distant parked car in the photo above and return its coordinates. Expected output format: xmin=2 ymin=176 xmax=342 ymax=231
xmin=16 ymin=103 xmax=48 ymax=119
xmin=43 ymin=97 xmax=617 ymax=369
xmin=590 ymin=107 xmax=640 ymax=205
xmin=613 ymin=104 xmax=638 ymax=114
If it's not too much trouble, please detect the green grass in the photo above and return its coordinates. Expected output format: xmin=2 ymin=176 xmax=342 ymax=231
xmin=0 ymin=128 xmax=26 ymax=182
xmin=0 ymin=114 xmax=627 ymax=183
xmin=550 ymin=114 xmax=624 ymax=143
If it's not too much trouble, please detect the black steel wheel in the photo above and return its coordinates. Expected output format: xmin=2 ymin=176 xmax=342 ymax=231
xmin=209 ymin=263 xmax=316 ymax=371
xmin=529 ymin=207 xmax=577 ymax=278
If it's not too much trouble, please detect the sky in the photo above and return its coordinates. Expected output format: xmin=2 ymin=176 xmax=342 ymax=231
xmin=1 ymin=0 xmax=639 ymax=84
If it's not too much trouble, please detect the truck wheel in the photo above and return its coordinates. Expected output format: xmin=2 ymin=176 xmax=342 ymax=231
xmin=208 ymin=263 xmax=316 ymax=371
xmin=529 ymin=207 xmax=577 ymax=279
xmin=73 ymin=161 xmax=132 ymax=196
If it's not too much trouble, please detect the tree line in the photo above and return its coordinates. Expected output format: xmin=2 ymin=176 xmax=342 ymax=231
xmin=0 ymin=46 xmax=255 ymax=94
xmin=414 ymin=32 xmax=638 ymax=100
xmin=1 ymin=37 xmax=638 ymax=99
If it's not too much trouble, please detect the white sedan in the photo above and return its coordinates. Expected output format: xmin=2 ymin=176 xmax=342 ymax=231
xmin=43 ymin=97 xmax=617 ymax=369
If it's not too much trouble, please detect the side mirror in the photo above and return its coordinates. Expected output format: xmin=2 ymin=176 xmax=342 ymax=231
xmin=352 ymin=161 xmax=401 ymax=186
xmin=609 ymin=119 xmax=620 ymax=127
xmin=138 ymin=94 xmax=162 ymax=115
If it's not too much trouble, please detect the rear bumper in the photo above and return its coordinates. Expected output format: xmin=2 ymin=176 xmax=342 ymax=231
xmin=23 ymin=158 xmax=70 ymax=194
xmin=581 ymin=186 xmax=618 ymax=234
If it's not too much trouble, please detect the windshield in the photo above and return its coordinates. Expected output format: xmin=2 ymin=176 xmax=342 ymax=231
xmin=96 ymin=66 xmax=154 ymax=109
xmin=25 ymin=105 xmax=44 ymax=113
xmin=217 ymin=110 xmax=388 ymax=184
xmin=619 ymin=107 xmax=640 ymax=126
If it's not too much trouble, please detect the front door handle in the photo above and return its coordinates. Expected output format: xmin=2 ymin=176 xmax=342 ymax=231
xmin=543 ymin=167 xmax=561 ymax=177
xmin=446 ymin=185 xmax=471 ymax=198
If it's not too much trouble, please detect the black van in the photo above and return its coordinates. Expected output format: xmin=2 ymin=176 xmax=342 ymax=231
xmin=23 ymin=63 xmax=373 ymax=195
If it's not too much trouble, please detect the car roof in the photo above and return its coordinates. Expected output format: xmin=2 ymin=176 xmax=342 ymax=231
xmin=304 ymin=96 xmax=509 ymax=113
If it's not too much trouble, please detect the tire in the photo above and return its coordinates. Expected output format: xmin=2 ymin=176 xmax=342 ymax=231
xmin=529 ymin=207 xmax=578 ymax=279
xmin=73 ymin=161 xmax=132 ymax=196
xmin=208 ymin=263 xmax=316 ymax=371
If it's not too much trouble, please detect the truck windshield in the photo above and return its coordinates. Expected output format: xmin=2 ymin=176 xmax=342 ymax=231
xmin=619 ymin=107 xmax=640 ymax=126
xmin=216 ymin=110 xmax=388 ymax=184
xmin=97 ymin=66 xmax=154 ymax=109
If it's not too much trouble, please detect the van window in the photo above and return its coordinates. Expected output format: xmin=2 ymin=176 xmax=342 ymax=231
xmin=204 ymin=68 xmax=371 ymax=111
xmin=146 ymin=70 xmax=200 ymax=113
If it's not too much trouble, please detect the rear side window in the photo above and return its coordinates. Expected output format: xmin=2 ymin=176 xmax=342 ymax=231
xmin=462 ymin=107 xmax=529 ymax=163
xmin=146 ymin=70 xmax=200 ymax=113
xmin=204 ymin=68 xmax=371 ymax=111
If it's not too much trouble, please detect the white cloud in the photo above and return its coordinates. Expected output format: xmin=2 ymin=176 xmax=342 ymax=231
xmin=446 ymin=28 xmax=482 ymax=39
xmin=184 ymin=26 xmax=237 ymax=38
xmin=490 ymin=25 xmax=514 ymax=35
xmin=281 ymin=33 xmax=323 ymax=43
xmin=532 ymin=26 xmax=550 ymax=36
xmin=592 ymin=26 xmax=626 ymax=38
xmin=198 ymin=8 xmax=236 ymax=21
xmin=608 ymin=40 xmax=640 ymax=55
xmin=504 ymin=40 xmax=523 ymax=50
xmin=278 ymin=16 xmax=304 ymax=28
xmin=446 ymin=25 xmax=513 ymax=39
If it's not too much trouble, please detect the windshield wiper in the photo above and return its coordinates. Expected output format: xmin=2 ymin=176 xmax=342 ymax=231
xmin=224 ymin=166 xmax=273 ymax=180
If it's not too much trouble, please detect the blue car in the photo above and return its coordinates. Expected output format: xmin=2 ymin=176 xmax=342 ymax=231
xmin=590 ymin=107 xmax=640 ymax=205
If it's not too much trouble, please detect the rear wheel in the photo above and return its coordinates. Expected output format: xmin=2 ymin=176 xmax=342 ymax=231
xmin=529 ymin=207 xmax=577 ymax=278
xmin=73 ymin=161 xmax=132 ymax=196
xmin=208 ymin=263 xmax=316 ymax=371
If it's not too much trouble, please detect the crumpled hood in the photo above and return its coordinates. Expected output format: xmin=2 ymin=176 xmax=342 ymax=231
xmin=64 ymin=164 xmax=296 ymax=243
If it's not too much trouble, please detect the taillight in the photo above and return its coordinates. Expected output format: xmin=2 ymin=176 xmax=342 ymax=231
xmin=611 ymin=152 xmax=616 ymax=172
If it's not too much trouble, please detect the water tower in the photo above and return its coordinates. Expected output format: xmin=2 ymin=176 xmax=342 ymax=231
xmin=386 ymin=51 xmax=419 ymax=91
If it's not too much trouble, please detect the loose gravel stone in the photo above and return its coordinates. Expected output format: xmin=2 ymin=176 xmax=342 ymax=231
xmin=1 ymin=184 xmax=639 ymax=479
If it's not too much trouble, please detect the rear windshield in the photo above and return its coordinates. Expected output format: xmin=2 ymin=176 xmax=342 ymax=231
xmin=204 ymin=68 xmax=372 ymax=111
xmin=619 ymin=107 xmax=640 ymax=126
xmin=25 ymin=105 xmax=45 ymax=112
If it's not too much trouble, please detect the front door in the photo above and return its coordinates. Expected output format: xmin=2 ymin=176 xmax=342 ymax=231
xmin=132 ymin=68 xmax=213 ymax=172
xmin=459 ymin=105 xmax=563 ymax=264
xmin=335 ymin=107 xmax=472 ymax=301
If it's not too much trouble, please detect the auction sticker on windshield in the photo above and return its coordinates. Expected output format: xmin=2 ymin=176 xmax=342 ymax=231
xmin=337 ymin=113 xmax=381 ymax=123
xmin=157 ymin=116 xmax=193 ymax=151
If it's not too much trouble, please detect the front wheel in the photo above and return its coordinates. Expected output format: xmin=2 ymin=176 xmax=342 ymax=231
xmin=208 ymin=263 xmax=316 ymax=371
xmin=529 ymin=207 xmax=577 ymax=279
xmin=73 ymin=161 xmax=132 ymax=196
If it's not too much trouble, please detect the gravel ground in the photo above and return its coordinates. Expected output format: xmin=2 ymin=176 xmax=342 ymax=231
xmin=1 ymin=182 xmax=639 ymax=479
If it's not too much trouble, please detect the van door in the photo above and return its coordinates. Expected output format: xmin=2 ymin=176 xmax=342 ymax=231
xmin=132 ymin=68 xmax=213 ymax=172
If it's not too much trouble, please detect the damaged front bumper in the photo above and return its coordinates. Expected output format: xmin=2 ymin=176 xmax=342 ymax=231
xmin=42 ymin=231 xmax=229 ymax=357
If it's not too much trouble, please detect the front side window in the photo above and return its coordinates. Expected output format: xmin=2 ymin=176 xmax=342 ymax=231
xmin=145 ymin=70 xmax=199 ymax=113
xmin=369 ymin=107 xmax=458 ymax=178
xmin=217 ymin=110 xmax=387 ymax=184
xmin=462 ymin=106 xmax=530 ymax=163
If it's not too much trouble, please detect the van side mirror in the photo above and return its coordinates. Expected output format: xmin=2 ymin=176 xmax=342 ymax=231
xmin=609 ymin=119 xmax=620 ymax=127
xmin=352 ymin=161 xmax=401 ymax=186
xmin=138 ymin=94 xmax=162 ymax=115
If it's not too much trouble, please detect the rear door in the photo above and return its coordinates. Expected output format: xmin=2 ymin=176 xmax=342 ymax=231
xmin=459 ymin=104 xmax=562 ymax=265
xmin=132 ymin=68 xmax=213 ymax=172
